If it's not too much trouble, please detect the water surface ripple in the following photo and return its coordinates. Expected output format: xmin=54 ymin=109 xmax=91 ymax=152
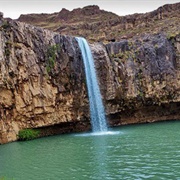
xmin=0 ymin=121 xmax=180 ymax=180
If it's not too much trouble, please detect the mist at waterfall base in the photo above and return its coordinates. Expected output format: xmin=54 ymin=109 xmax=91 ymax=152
xmin=76 ymin=37 xmax=108 ymax=133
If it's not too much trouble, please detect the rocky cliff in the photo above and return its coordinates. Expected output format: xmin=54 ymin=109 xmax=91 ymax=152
xmin=0 ymin=16 xmax=180 ymax=144
xmin=18 ymin=3 xmax=180 ymax=42
xmin=92 ymin=34 xmax=180 ymax=125
xmin=0 ymin=19 xmax=90 ymax=144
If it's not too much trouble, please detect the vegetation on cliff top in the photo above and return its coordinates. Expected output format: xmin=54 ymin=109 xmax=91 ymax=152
xmin=17 ymin=3 xmax=180 ymax=43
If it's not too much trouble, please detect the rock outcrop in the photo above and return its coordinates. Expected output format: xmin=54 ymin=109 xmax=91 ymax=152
xmin=0 ymin=20 xmax=89 ymax=144
xmin=91 ymin=34 xmax=180 ymax=125
xmin=17 ymin=3 xmax=180 ymax=42
xmin=0 ymin=18 xmax=180 ymax=144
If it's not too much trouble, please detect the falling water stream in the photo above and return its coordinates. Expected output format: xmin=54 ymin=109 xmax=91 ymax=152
xmin=76 ymin=37 xmax=107 ymax=132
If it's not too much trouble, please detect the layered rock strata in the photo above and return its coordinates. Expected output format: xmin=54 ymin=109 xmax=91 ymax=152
xmin=0 ymin=19 xmax=179 ymax=144
xmin=0 ymin=20 xmax=89 ymax=144
xmin=18 ymin=3 xmax=180 ymax=42
xmin=92 ymin=34 xmax=180 ymax=125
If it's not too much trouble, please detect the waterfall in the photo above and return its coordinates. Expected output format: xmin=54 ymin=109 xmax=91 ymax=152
xmin=76 ymin=37 xmax=107 ymax=132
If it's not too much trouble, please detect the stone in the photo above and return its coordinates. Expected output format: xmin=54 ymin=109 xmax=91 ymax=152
xmin=0 ymin=12 xmax=3 ymax=19
xmin=17 ymin=3 xmax=180 ymax=42
xmin=0 ymin=18 xmax=179 ymax=144
xmin=0 ymin=20 xmax=88 ymax=144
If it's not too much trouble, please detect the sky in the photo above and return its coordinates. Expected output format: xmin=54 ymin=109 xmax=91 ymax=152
xmin=0 ymin=0 xmax=179 ymax=19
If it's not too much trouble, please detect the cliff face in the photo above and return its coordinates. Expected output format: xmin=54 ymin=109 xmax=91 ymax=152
xmin=0 ymin=18 xmax=180 ymax=144
xmin=0 ymin=20 xmax=89 ymax=144
xmin=91 ymin=34 xmax=180 ymax=125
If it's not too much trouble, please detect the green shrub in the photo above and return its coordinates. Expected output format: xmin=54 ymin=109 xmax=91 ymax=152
xmin=46 ymin=44 xmax=60 ymax=74
xmin=18 ymin=129 xmax=40 ymax=141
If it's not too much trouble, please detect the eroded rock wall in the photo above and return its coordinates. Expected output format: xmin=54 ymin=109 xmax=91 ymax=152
xmin=91 ymin=34 xmax=180 ymax=125
xmin=0 ymin=19 xmax=180 ymax=144
xmin=0 ymin=20 xmax=89 ymax=144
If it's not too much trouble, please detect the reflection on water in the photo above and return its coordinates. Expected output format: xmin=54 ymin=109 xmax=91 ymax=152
xmin=0 ymin=121 xmax=180 ymax=180
xmin=91 ymin=133 xmax=108 ymax=179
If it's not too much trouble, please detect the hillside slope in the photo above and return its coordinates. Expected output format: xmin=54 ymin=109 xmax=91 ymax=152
xmin=18 ymin=3 xmax=180 ymax=42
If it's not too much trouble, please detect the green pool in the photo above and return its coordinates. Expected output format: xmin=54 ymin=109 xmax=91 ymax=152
xmin=0 ymin=121 xmax=180 ymax=180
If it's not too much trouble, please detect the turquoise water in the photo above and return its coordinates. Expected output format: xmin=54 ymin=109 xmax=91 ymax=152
xmin=0 ymin=121 xmax=180 ymax=180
